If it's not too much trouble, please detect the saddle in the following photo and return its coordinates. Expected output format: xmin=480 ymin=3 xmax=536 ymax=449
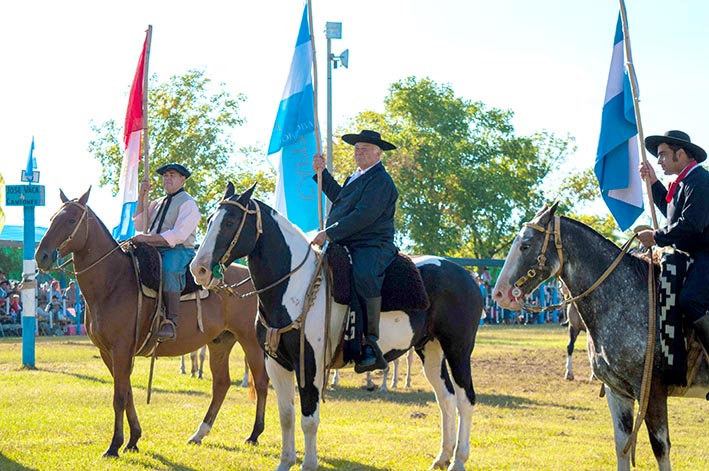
xmin=326 ymin=244 xmax=430 ymax=312
xmin=326 ymin=244 xmax=429 ymax=367
xmin=129 ymin=242 xmax=205 ymax=299
xmin=124 ymin=242 xmax=209 ymax=356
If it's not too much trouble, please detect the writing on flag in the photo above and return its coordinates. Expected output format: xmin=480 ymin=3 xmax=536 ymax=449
xmin=267 ymin=5 xmax=320 ymax=233
xmin=113 ymin=31 xmax=149 ymax=241
xmin=594 ymin=14 xmax=643 ymax=231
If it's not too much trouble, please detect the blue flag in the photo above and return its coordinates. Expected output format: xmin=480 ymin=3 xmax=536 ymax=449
xmin=25 ymin=137 xmax=37 ymax=183
xmin=268 ymin=5 xmax=320 ymax=233
xmin=594 ymin=14 xmax=643 ymax=231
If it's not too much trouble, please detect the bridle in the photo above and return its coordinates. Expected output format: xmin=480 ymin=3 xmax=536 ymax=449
xmin=47 ymin=200 xmax=126 ymax=276
xmin=211 ymin=198 xmax=263 ymax=280
xmin=511 ymin=214 xmax=639 ymax=313
xmin=511 ymin=215 xmax=563 ymax=299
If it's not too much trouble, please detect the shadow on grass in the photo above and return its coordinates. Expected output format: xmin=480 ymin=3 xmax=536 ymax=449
xmin=0 ymin=452 xmax=39 ymax=471
xmin=143 ymin=452 xmax=200 ymax=471
xmin=324 ymin=384 xmax=436 ymax=406
xmin=40 ymin=369 xmax=213 ymax=398
xmin=478 ymin=392 xmax=592 ymax=411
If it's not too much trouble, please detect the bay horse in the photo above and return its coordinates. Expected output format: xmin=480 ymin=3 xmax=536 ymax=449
xmin=34 ymin=188 xmax=269 ymax=457
xmin=492 ymin=203 xmax=709 ymax=471
xmin=190 ymin=183 xmax=482 ymax=471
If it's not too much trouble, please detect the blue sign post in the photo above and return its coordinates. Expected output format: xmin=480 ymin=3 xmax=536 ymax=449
xmin=7 ymin=182 xmax=45 ymax=368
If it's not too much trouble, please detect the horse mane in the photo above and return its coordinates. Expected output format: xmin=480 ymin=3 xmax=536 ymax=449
xmin=561 ymin=216 xmax=653 ymax=282
xmin=252 ymin=198 xmax=312 ymax=247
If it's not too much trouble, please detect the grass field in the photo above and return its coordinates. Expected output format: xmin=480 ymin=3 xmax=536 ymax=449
xmin=1 ymin=325 xmax=708 ymax=471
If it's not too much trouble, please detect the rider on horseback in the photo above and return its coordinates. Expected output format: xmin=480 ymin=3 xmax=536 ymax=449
xmin=312 ymin=130 xmax=398 ymax=373
xmin=132 ymin=163 xmax=201 ymax=341
xmin=638 ymin=130 xmax=709 ymax=357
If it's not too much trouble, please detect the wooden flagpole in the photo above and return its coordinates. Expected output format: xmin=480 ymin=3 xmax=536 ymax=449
xmin=141 ymin=25 xmax=153 ymax=216
xmin=307 ymin=0 xmax=324 ymax=230
xmin=618 ymin=1 xmax=658 ymax=230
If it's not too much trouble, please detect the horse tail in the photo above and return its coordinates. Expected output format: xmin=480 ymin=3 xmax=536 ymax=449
xmin=248 ymin=367 xmax=256 ymax=401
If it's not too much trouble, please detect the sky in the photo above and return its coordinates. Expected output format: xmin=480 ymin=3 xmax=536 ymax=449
xmin=1 ymin=0 xmax=708 ymax=233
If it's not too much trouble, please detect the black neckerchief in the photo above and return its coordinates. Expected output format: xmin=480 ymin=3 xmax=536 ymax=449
xmin=149 ymin=188 xmax=185 ymax=234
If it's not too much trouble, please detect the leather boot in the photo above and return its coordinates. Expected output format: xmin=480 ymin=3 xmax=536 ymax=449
xmin=355 ymin=297 xmax=388 ymax=373
xmin=157 ymin=291 xmax=180 ymax=342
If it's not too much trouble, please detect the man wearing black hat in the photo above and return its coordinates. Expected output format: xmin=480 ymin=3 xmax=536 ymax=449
xmin=639 ymin=130 xmax=709 ymax=356
xmin=133 ymin=163 xmax=201 ymax=341
xmin=312 ymin=130 xmax=398 ymax=373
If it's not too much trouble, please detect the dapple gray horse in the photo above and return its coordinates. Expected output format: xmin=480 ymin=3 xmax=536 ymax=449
xmin=493 ymin=203 xmax=709 ymax=471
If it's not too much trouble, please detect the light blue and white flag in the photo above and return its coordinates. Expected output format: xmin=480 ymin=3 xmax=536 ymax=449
xmin=594 ymin=14 xmax=643 ymax=231
xmin=267 ymin=4 xmax=320 ymax=233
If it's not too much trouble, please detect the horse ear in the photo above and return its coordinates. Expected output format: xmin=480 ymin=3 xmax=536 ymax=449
xmin=237 ymin=182 xmax=258 ymax=204
xmin=59 ymin=189 xmax=69 ymax=203
xmin=224 ymin=182 xmax=235 ymax=200
xmin=78 ymin=186 xmax=92 ymax=205
xmin=537 ymin=201 xmax=560 ymax=226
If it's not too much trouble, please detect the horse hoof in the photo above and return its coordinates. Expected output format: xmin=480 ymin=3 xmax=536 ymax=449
xmin=102 ymin=449 xmax=119 ymax=459
xmin=123 ymin=444 xmax=139 ymax=453
xmin=187 ymin=438 xmax=202 ymax=445
xmin=430 ymin=459 xmax=450 ymax=470
xmin=564 ymin=371 xmax=574 ymax=381
xmin=244 ymin=437 xmax=258 ymax=446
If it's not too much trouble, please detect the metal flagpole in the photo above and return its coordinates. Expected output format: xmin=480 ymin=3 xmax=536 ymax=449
xmin=307 ymin=0 xmax=324 ymax=230
xmin=141 ymin=25 xmax=153 ymax=216
xmin=618 ymin=1 xmax=657 ymax=230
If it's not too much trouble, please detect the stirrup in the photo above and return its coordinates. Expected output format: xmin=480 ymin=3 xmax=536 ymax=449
xmin=157 ymin=319 xmax=177 ymax=342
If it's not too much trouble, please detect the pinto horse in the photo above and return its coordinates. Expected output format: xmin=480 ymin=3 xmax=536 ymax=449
xmin=190 ymin=183 xmax=482 ymax=471
xmin=493 ymin=203 xmax=709 ymax=471
xmin=34 ymin=188 xmax=269 ymax=457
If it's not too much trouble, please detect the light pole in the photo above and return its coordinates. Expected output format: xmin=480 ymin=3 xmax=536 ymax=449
xmin=325 ymin=22 xmax=349 ymax=174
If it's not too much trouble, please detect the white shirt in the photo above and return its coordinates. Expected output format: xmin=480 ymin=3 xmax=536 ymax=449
xmin=133 ymin=199 xmax=200 ymax=247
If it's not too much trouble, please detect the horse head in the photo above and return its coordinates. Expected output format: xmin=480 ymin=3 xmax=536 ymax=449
xmin=191 ymin=182 xmax=259 ymax=288
xmin=35 ymin=187 xmax=92 ymax=271
xmin=493 ymin=201 xmax=563 ymax=310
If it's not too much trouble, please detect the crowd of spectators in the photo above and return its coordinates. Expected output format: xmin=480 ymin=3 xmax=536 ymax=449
xmin=0 ymin=267 xmax=85 ymax=337
xmin=469 ymin=267 xmax=564 ymax=325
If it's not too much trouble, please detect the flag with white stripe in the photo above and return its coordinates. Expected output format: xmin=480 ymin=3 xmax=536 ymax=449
xmin=594 ymin=14 xmax=643 ymax=231
xmin=112 ymin=31 xmax=148 ymax=240
xmin=267 ymin=4 xmax=320 ymax=233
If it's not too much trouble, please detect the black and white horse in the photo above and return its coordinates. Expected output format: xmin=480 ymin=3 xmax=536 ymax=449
xmin=493 ymin=203 xmax=709 ymax=471
xmin=190 ymin=183 xmax=482 ymax=471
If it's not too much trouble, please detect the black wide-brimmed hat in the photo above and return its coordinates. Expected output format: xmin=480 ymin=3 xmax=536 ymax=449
xmin=645 ymin=130 xmax=707 ymax=163
xmin=156 ymin=163 xmax=191 ymax=178
xmin=341 ymin=130 xmax=396 ymax=151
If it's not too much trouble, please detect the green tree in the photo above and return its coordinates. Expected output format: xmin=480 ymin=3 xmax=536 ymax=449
xmin=88 ymin=69 xmax=274 ymax=233
xmin=331 ymin=77 xmax=573 ymax=258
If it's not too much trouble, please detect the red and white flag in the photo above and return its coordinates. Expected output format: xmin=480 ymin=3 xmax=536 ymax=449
xmin=113 ymin=28 xmax=149 ymax=240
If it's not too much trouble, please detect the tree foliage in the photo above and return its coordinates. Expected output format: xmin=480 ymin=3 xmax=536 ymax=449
xmin=331 ymin=77 xmax=573 ymax=258
xmin=88 ymin=69 xmax=274 ymax=233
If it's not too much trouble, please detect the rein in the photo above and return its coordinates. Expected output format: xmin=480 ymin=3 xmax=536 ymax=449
xmin=228 ymin=248 xmax=312 ymax=299
xmin=516 ymin=216 xmax=638 ymax=313
xmin=45 ymin=200 xmax=128 ymax=276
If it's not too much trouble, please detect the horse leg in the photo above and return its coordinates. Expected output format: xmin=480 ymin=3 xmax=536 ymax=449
xmin=180 ymin=355 xmax=187 ymax=375
xmin=102 ymin=349 xmax=134 ymax=458
xmin=123 ymin=383 xmax=142 ymax=453
xmin=241 ymin=357 xmax=249 ymax=387
xmin=439 ymin=338 xmax=476 ymax=471
xmin=387 ymin=358 xmax=398 ymax=390
xmin=330 ymin=369 xmax=339 ymax=388
xmin=198 ymin=344 xmax=206 ymax=380
xmin=188 ymin=334 xmax=236 ymax=445
xmin=267 ymin=358 xmax=297 ymax=471
xmin=240 ymin=335 xmax=269 ymax=444
xmin=419 ymin=341 xmax=457 ymax=470
xmin=644 ymin=388 xmax=672 ymax=471
xmin=604 ymin=385 xmax=634 ymax=471
xmin=404 ymin=348 xmax=414 ymax=388
xmin=365 ymin=371 xmax=377 ymax=391
xmin=565 ymin=326 xmax=579 ymax=381
xmin=190 ymin=350 xmax=199 ymax=378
